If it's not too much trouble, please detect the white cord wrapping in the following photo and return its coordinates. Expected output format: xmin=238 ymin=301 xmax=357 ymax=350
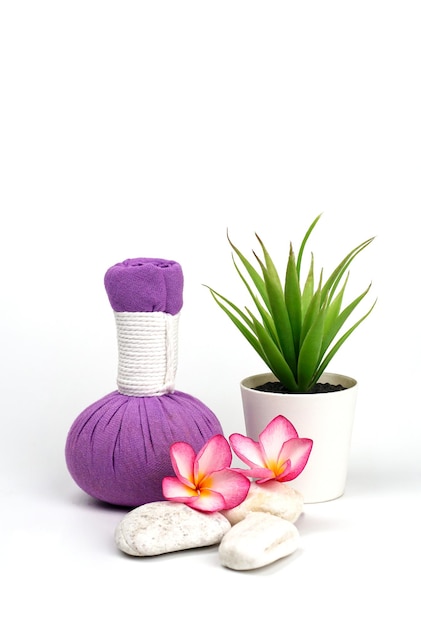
xmin=114 ymin=311 xmax=179 ymax=396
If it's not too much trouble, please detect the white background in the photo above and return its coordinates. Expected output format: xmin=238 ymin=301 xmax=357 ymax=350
xmin=1 ymin=2 xmax=420 ymax=624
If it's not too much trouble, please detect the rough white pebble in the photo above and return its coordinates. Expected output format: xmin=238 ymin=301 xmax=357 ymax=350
xmin=219 ymin=511 xmax=300 ymax=570
xmin=115 ymin=501 xmax=231 ymax=556
xmin=222 ymin=481 xmax=303 ymax=525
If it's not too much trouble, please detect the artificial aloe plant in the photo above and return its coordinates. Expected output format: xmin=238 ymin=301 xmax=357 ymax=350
xmin=206 ymin=214 xmax=376 ymax=393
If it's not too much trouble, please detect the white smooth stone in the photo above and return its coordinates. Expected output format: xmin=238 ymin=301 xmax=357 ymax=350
xmin=219 ymin=512 xmax=299 ymax=570
xmin=115 ymin=501 xmax=231 ymax=556
xmin=222 ymin=481 xmax=304 ymax=525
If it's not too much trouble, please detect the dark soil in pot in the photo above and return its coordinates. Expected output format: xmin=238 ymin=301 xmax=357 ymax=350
xmin=254 ymin=381 xmax=346 ymax=394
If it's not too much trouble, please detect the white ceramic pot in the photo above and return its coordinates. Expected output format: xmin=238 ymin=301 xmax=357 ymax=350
xmin=240 ymin=372 xmax=358 ymax=504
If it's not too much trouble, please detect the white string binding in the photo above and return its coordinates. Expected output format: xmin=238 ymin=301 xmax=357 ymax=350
xmin=114 ymin=311 xmax=179 ymax=396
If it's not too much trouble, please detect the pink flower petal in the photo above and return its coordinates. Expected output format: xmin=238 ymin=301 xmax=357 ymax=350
xmin=162 ymin=477 xmax=220 ymax=511
xmin=162 ymin=476 xmax=198 ymax=500
xmin=188 ymin=489 xmax=227 ymax=512
xmin=170 ymin=442 xmax=196 ymax=488
xmin=202 ymin=469 xmax=250 ymax=509
xmin=259 ymin=415 xmax=299 ymax=463
xmin=194 ymin=435 xmax=232 ymax=484
xmin=277 ymin=437 xmax=313 ymax=481
xmin=232 ymin=466 xmax=276 ymax=481
xmin=229 ymin=433 xmax=266 ymax=468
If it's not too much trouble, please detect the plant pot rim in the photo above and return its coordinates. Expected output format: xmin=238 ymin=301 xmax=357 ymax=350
xmin=240 ymin=371 xmax=358 ymax=395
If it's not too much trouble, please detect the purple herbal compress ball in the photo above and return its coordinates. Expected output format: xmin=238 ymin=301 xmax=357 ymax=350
xmin=65 ymin=390 xmax=223 ymax=507
xmin=65 ymin=258 xmax=223 ymax=507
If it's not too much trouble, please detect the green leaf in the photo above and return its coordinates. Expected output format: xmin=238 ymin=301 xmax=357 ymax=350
xmin=284 ymin=243 xmax=302 ymax=355
xmin=321 ymin=273 xmax=349 ymax=348
xmin=296 ymin=213 xmax=322 ymax=279
xmin=254 ymin=236 xmax=297 ymax=373
xmin=227 ymin=232 xmax=270 ymax=310
xmin=320 ymin=237 xmax=375 ymax=305
xmin=297 ymin=306 xmax=326 ymax=391
xmin=301 ymin=252 xmax=315 ymax=318
xmin=300 ymin=278 xmax=322 ymax=348
xmin=248 ymin=311 xmax=299 ymax=391
xmin=321 ymin=283 xmax=373 ymax=356
xmin=311 ymin=298 xmax=377 ymax=387
xmin=205 ymin=287 xmax=265 ymax=360
xmin=230 ymin=257 xmax=278 ymax=343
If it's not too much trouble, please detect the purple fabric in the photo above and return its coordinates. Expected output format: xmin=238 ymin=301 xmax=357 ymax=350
xmin=104 ymin=258 xmax=183 ymax=313
xmin=65 ymin=390 xmax=224 ymax=507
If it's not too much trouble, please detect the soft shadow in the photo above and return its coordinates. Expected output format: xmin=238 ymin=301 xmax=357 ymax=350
xmin=346 ymin=463 xmax=421 ymax=498
xmin=295 ymin=510 xmax=351 ymax=536
xmin=77 ymin=493 xmax=132 ymax=513
xmin=208 ymin=547 xmax=304 ymax=575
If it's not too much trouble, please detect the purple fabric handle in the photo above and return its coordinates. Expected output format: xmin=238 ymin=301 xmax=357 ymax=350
xmin=104 ymin=258 xmax=183 ymax=314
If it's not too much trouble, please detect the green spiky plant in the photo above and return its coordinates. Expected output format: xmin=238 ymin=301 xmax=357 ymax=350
xmin=206 ymin=214 xmax=376 ymax=393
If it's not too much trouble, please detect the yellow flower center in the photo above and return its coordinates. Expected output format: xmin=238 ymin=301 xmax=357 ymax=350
xmin=267 ymin=458 xmax=287 ymax=476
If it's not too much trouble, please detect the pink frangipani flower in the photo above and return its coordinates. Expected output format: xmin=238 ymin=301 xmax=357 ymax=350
xmin=162 ymin=434 xmax=250 ymax=513
xmin=229 ymin=415 xmax=313 ymax=483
